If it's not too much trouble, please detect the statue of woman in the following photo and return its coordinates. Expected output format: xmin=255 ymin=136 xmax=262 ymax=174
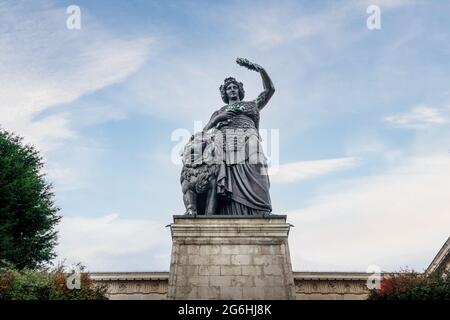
xmin=203 ymin=58 xmax=275 ymax=215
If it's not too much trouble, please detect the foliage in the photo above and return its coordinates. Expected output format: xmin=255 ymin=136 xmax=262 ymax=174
xmin=0 ymin=129 xmax=61 ymax=269
xmin=0 ymin=262 xmax=108 ymax=300
xmin=368 ymin=268 xmax=450 ymax=300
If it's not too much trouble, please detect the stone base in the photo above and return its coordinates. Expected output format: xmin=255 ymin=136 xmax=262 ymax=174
xmin=167 ymin=215 xmax=296 ymax=300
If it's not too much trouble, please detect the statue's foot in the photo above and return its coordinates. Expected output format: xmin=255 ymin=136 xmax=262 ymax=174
xmin=185 ymin=209 xmax=197 ymax=216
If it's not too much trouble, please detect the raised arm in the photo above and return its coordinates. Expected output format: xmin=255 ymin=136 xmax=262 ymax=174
xmin=236 ymin=58 xmax=275 ymax=110
xmin=255 ymin=67 xmax=275 ymax=110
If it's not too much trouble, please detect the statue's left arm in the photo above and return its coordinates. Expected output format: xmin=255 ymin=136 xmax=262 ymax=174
xmin=236 ymin=58 xmax=275 ymax=110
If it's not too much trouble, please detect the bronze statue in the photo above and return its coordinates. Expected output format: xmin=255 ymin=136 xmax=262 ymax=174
xmin=181 ymin=58 xmax=275 ymax=215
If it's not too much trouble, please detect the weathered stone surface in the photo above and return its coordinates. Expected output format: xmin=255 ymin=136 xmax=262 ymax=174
xmin=221 ymin=245 xmax=242 ymax=255
xmin=167 ymin=215 xmax=296 ymax=300
xmin=253 ymin=255 xmax=274 ymax=265
xmin=209 ymin=275 xmax=232 ymax=287
xmin=90 ymin=271 xmax=373 ymax=300
xmin=243 ymin=286 xmax=265 ymax=299
xmin=254 ymin=275 xmax=283 ymax=287
xmin=231 ymin=254 xmax=251 ymax=265
xmin=188 ymin=254 xmax=209 ymax=265
xmin=189 ymin=276 xmax=209 ymax=287
xmin=220 ymin=266 xmax=242 ymax=276
xmin=241 ymin=265 xmax=263 ymax=276
xmin=198 ymin=286 xmax=221 ymax=299
xmin=221 ymin=287 xmax=243 ymax=299
xmin=230 ymin=275 xmax=254 ymax=287
xmin=199 ymin=265 xmax=221 ymax=276
xmin=199 ymin=245 xmax=221 ymax=255
xmin=210 ymin=255 xmax=231 ymax=265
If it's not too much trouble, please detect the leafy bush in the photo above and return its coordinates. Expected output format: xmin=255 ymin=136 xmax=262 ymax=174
xmin=368 ymin=268 xmax=450 ymax=300
xmin=0 ymin=262 xmax=108 ymax=300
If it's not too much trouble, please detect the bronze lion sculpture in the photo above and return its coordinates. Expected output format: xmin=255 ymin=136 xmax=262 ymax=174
xmin=180 ymin=130 xmax=222 ymax=215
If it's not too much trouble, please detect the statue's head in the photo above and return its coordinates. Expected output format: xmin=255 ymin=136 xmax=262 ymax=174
xmin=220 ymin=77 xmax=245 ymax=104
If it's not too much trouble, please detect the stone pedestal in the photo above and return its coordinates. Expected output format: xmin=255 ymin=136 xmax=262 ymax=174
xmin=167 ymin=215 xmax=296 ymax=300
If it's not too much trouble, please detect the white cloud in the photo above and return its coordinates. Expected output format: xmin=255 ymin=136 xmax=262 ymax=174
xmin=384 ymin=106 xmax=448 ymax=129
xmin=45 ymin=163 xmax=83 ymax=192
xmin=270 ymin=157 xmax=358 ymax=184
xmin=221 ymin=0 xmax=416 ymax=49
xmin=43 ymin=141 xmax=108 ymax=195
xmin=363 ymin=0 xmax=417 ymax=9
xmin=70 ymin=102 xmax=127 ymax=127
xmin=56 ymin=213 xmax=170 ymax=271
xmin=287 ymin=155 xmax=450 ymax=272
xmin=17 ymin=113 xmax=77 ymax=153
xmin=227 ymin=3 xmax=352 ymax=48
xmin=0 ymin=1 xmax=151 ymax=151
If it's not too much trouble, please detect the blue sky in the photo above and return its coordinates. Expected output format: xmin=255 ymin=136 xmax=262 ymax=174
xmin=1 ymin=0 xmax=449 ymax=272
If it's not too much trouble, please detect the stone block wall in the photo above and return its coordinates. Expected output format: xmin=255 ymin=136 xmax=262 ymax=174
xmin=167 ymin=216 xmax=296 ymax=300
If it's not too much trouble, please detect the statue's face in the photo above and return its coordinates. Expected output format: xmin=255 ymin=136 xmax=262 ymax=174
xmin=226 ymin=83 xmax=240 ymax=102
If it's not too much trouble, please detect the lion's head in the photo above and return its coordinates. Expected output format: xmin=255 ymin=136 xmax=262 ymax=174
xmin=181 ymin=129 xmax=223 ymax=168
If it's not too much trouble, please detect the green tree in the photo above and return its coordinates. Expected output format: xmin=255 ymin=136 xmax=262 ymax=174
xmin=0 ymin=129 xmax=60 ymax=269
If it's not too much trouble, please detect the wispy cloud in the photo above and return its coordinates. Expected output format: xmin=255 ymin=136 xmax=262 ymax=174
xmin=16 ymin=113 xmax=78 ymax=153
xmin=270 ymin=157 xmax=358 ymax=184
xmin=0 ymin=1 xmax=152 ymax=151
xmin=221 ymin=0 xmax=417 ymax=49
xmin=45 ymin=163 xmax=84 ymax=192
xmin=288 ymin=155 xmax=450 ymax=271
xmin=362 ymin=0 xmax=418 ymax=9
xmin=229 ymin=3 xmax=354 ymax=48
xmin=384 ymin=106 xmax=448 ymax=129
xmin=56 ymin=213 xmax=170 ymax=271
